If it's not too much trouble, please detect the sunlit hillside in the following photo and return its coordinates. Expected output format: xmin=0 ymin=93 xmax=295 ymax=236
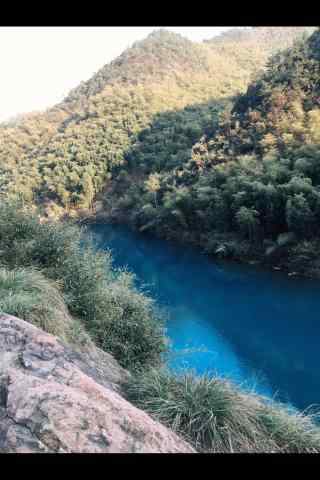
xmin=0 ymin=27 xmax=314 ymax=219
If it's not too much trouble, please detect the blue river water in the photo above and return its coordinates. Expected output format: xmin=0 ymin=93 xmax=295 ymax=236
xmin=89 ymin=223 xmax=320 ymax=411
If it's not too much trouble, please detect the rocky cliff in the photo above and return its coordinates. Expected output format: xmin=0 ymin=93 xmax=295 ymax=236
xmin=0 ymin=314 xmax=194 ymax=453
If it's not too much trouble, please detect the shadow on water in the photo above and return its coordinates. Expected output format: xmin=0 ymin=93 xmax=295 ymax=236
xmin=88 ymin=222 xmax=320 ymax=411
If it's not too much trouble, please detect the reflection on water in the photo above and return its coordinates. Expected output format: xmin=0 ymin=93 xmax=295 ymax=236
xmin=89 ymin=223 xmax=320 ymax=410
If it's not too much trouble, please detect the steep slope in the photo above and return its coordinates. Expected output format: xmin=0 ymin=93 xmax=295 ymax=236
xmin=0 ymin=27 xmax=314 ymax=218
xmin=66 ymin=28 xmax=315 ymax=105
xmin=0 ymin=314 xmax=195 ymax=453
xmin=64 ymin=29 xmax=217 ymax=102
xmin=119 ymin=28 xmax=320 ymax=276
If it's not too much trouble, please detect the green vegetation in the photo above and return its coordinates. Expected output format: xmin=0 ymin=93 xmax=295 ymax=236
xmin=2 ymin=28 xmax=318 ymax=275
xmin=111 ymin=28 xmax=320 ymax=277
xmin=0 ymin=202 xmax=167 ymax=369
xmin=124 ymin=368 xmax=320 ymax=453
xmin=0 ymin=28 xmax=312 ymax=219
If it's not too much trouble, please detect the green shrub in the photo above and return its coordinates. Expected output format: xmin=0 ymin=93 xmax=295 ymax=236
xmin=0 ymin=201 xmax=81 ymax=271
xmin=288 ymin=240 xmax=320 ymax=276
xmin=204 ymin=233 xmax=253 ymax=260
xmin=87 ymin=271 xmax=167 ymax=370
xmin=124 ymin=368 xmax=320 ymax=453
xmin=0 ymin=202 xmax=167 ymax=370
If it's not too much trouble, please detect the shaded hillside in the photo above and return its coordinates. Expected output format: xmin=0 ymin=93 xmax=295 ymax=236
xmin=0 ymin=27 xmax=313 ymax=217
xmin=117 ymin=28 xmax=320 ymax=276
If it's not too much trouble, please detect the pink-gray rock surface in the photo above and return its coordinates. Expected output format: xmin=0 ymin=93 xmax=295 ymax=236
xmin=0 ymin=314 xmax=195 ymax=453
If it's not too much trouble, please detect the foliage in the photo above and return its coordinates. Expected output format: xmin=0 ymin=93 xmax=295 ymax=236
xmin=124 ymin=367 xmax=320 ymax=453
xmin=0 ymin=28 xmax=312 ymax=216
xmin=0 ymin=202 xmax=167 ymax=369
xmin=111 ymin=28 xmax=320 ymax=275
xmin=87 ymin=271 xmax=167 ymax=370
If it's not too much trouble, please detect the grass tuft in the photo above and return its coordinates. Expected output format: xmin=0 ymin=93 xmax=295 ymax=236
xmin=123 ymin=368 xmax=320 ymax=453
xmin=0 ymin=267 xmax=73 ymax=340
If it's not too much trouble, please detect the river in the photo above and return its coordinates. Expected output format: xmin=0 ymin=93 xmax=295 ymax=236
xmin=89 ymin=223 xmax=320 ymax=411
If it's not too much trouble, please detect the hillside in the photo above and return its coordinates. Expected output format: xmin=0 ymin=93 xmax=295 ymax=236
xmin=206 ymin=27 xmax=316 ymax=81
xmin=0 ymin=27 xmax=314 ymax=219
xmin=108 ymin=27 xmax=320 ymax=277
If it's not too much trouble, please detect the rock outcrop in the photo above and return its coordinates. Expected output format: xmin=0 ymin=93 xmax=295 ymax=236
xmin=0 ymin=314 xmax=195 ymax=453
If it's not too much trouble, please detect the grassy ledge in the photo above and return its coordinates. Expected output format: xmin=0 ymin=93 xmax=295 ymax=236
xmin=123 ymin=368 xmax=320 ymax=453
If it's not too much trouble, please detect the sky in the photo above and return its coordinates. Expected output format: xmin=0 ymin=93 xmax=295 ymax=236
xmin=0 ymin=27 xmax=237 ymax=122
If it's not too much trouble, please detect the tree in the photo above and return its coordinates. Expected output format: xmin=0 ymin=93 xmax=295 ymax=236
xmin=235 ymin=206 xmax=260 ymax=242
xmin=81 ymin=173 xmax=95 ymax=209
xmin=145 ymin=173 xmax=161 ymax=208
xmin=306 ymin=109 xmax=320 ymax=144
xmin=286 ymin=193 xmax=315 ymax=237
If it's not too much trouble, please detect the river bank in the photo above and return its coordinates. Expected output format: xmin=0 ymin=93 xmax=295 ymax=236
xmin=79 ymin=203 xmax=320 ymax=281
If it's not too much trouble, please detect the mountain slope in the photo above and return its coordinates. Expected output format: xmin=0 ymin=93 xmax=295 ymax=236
xmin=206 ymin=27 xmax=316 ymax=82
xmin=117 ymin=28 xmax=320 ymax=276
xmin=0 ymin=27 xmax=314 ymax=218
xmin=64 ymin=29 xmax=215 ymax=102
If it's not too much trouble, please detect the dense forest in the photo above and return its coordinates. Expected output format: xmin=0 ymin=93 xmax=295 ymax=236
xmin=107 ymin=27 xmax=320 ymax=276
